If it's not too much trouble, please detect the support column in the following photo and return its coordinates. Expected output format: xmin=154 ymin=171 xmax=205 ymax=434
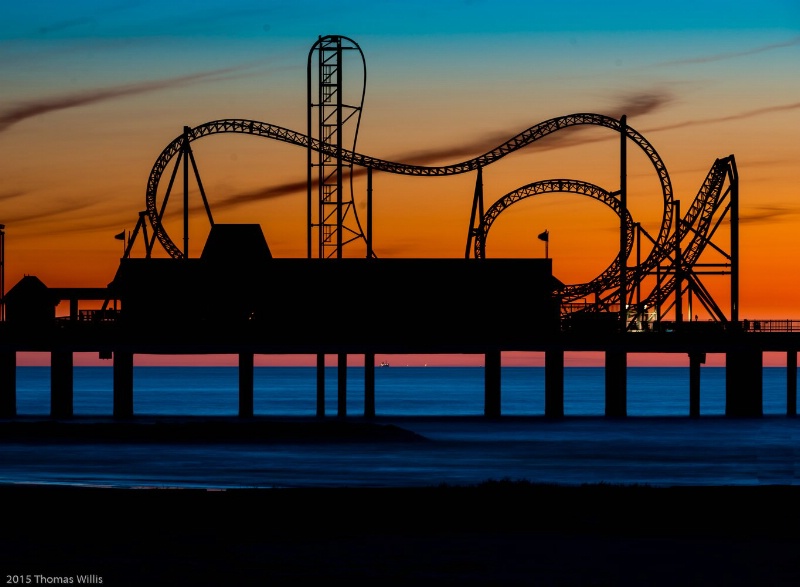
xmin=725 ymin=349 xmax=762 ymax=417
xmin=689 ymin=352 xmax=705 ymax=418
xmin=605 ymin=351 xmax=627 ymax=417
xmin=364 ymin=353 xmax=375 ymax=418
xmin=484 ymin=350 xmax=501 ymax=418
xmin=544 ymin=350 xmax=564 ymax=418
xmin=238 ymin=352 xmax=254 ymax=418
xmin=787 ymin=350 xmax=796 ymax=417
xmin=0 ymin=351 xmax=16 ymax=417
xmin=316 ymin=354 xmax=325 ymax=418
xmin=113 ymin=351 xmax=134 ymax=419
xmin=337 ymin=353 xmax=347 ymax=418
xmin=51 ymin=351 xmax=73 ymax=418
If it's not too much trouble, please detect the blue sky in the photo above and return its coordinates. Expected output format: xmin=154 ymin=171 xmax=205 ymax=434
xmin=2 ymin=0 xmax=799 ymax=366
xmin=1 ymin=0 xmax=799 ymax=316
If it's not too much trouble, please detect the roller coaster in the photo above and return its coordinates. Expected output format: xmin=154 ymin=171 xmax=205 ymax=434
xmin=124 ymin=35 xmax=738 ymax=331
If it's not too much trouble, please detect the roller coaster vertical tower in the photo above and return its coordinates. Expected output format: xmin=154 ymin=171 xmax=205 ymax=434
xmin=307 ymin=35 xmax=367 ymax=259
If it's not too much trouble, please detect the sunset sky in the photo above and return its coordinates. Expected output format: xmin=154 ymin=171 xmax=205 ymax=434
xmin=2 ymin=1 xmax=799 ymax=366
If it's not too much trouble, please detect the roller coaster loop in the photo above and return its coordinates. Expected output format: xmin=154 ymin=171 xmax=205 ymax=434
xmin=144 ymin=113 xmax=674 ymax=264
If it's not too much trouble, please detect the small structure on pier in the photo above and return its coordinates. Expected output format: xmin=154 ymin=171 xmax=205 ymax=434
xmin=110 ymin=224 xmax=560 ymax=351
xmin=4 ymin=276 xmax=58 ymax=324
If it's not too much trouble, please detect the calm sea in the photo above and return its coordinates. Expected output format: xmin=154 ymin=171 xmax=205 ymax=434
xmin=3 ymin=366 xmax=798 ymax=488
xmin=10 ymin=365 xmax=794 ymax=417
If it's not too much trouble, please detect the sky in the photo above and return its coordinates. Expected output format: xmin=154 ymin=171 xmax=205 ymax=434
xmin=1 ymin=0 xmax=799 ymax=366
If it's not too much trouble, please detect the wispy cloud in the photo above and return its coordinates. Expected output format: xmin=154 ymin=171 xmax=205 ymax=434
xmin=0 ymin=190 xmax=27 ymax=202
xmin=400 ymin=88 xmax=675 ymax=163
xmin=36 ymin=17 xmax=97 ymax=35
xmin=0 ymin=67 xmax=243 ymax=133
xmin=213 ymin=178 xmax=313 ymax=210
xmin=656 ymin=36 xmax=800 ymax=67
xmin=183 ymin=91 xmax=794 ymax=211
xmin=2 ymin=200 xmax=99 ymax=227
xmin=612 ymin=88 xmax=674 ymax=118
xmin=644 ymin=101 xmax=800 ymax=134
xmin=740 ymin=205 xmax=800 ymax=225
xmin=211 ymin=89 xmax=674 ymax=207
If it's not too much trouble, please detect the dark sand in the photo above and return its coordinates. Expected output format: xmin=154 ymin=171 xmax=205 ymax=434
xmin=2 ymin=419 xmax=799 ymax=585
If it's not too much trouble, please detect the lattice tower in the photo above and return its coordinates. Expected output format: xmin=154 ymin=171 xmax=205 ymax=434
xmin=307 ymin=35 xmax=366 ymax=258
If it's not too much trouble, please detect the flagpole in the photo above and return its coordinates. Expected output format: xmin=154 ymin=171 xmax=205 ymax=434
xmin=114 ymin=230 xmax=126 ymax=257
xmin=537 ymin=229 xmax=549 ymax=259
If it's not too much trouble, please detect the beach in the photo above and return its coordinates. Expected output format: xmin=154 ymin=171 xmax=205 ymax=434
xmin=2 ymin=417 xmax=799 ymax=585
xmin=4 ymin=482 xmax=799 ymax=586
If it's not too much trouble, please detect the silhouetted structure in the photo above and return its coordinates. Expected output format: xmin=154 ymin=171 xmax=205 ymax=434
xmin=4 ymin=276 xmax=58 ymax=324
xmin=0 ymin=35 xmax=796 ymax=421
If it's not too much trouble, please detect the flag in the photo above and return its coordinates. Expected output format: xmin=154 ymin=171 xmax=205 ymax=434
xmin=537 ymin=230 xmax=549 ymax=242
xmin=114 ymin=231 xmax=125 ymax=241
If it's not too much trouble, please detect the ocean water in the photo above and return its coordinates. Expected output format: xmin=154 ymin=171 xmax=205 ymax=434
xmin=2 ymin=366 xmax=798 ymax=488
xmin=11 ymin=366 xmax=793 ymax=417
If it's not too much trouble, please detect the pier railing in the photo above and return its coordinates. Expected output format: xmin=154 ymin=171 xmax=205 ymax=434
xmin=741 ymin=319 xmax=800 ymax=333
xmin=560 ymin=312 xmax=800 ymax=334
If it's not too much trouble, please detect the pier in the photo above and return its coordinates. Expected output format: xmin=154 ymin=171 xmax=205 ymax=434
xmin=1 ymin=35 xmax=797 ymax=421
xmin=0 ymin=278 xmax=797 ymax=419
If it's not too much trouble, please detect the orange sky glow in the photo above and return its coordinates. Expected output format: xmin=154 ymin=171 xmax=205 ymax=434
xmin=2 ymin=1 xmax=799 ymax=367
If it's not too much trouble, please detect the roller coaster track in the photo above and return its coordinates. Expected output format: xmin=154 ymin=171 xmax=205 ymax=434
xmin=580 ymin=155 xmax=735 ymax=323
xmin=145 ymin=114 xmax=674 ymax=262
xmin=633 ymin=156 xmax=736 ymax=320
xmin=473 ymin=179 xmax=635 ymax=302
xmin=472 ymin=153 xmax=734 ymax=324
xmin=143 ymin=108 xmax=733 ymax=324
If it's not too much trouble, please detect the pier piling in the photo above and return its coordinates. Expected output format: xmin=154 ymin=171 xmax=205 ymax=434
xmin=725 ymin=350 xmax=763 ymax=417
xmin=484 ymin=350 xmax=501 ymax=418
xmin=364 ymin=353 xmax=375 ymax=418
xmin=0 ymin=351 xmax=16 ymax=417
xmin=316 ymin=354 xmax=325 ymax=418
xmin=238 ymin=353 xmax=254 ymax=418
xmin=689 ymin=352 xmax=705 ymax=418
xmin=50 ymin=351 xmax=73 ymax=418
xmin=338 ymin=353 xmax=347 ymax=418
xmin=605 ymin=351 xmax=627 ymax=417
xmin=787 ymin=351 xmax=797 ymax=417
xmin=545 ymin=349 xmax=564 ymax=418
xmin=113 ymin=351 xmax=134 ymax=419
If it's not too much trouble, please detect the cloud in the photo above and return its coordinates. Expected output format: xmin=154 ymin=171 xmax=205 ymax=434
xmin=740 ymin=205 xmax=800 ymax=225
xmin=644 ymin=101 xmax=800 ymax=134
xmin=611 ymin=88 xmax=674 ymax=118
xmin=212 ymin=178 xmax=314 ymax=210
xmin=0 ymin=67 xmax=244 ymax=133
xmin=387 ymin=130 xmax=518 ymax=166
xmin=656 ymin=36 xmax=800 ymax=67
xmin=210 ymin=88 xmax=675 ymax=207
xmin=184 ymin=95 xmax=797 ymax=212
xmin=3 ymin=200 xmax=99 ymax=227
xmin=37 ymin=17 xmax=96 ymax=35
xmin=0 ymin=190 xmax=26 ymax=202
